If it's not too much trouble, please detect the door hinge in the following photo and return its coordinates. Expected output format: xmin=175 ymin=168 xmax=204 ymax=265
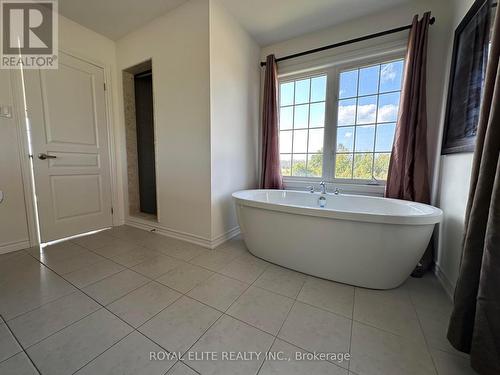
xmin=104 ymin=83 xmax=106 ymax=91
xmin=111 ymin=207 xmax=114 ymax=215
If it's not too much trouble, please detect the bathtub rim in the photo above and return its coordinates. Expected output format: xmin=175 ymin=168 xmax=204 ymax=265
xmin=233 ymin=189 xmax=442 ymax=226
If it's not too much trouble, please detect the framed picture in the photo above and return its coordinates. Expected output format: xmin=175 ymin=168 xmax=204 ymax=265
xmin=441 ymin=0 xmax=494 ymax=154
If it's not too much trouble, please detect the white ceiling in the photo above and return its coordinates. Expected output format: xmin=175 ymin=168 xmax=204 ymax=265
xmin=218 ymin=0 xmax=413 ymax=46
xmin=59 ymin=0 xmax=189 ymax=40
xmin=59 ymin=0 xmax=412 ymax=44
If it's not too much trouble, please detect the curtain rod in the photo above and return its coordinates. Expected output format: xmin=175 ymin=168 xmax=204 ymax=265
xmin=260 ymin=16 xmax=435 ymax=67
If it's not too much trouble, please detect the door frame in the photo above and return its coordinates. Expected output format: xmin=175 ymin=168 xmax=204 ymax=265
xmin=11 ymin=49 xmax=122 ymax=246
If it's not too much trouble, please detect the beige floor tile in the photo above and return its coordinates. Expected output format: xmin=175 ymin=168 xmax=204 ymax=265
xmin=139 ymin=296 xmax=221 ymax=354
xmin=0 ymin=252 xmax=44 ymax=282
xmin=159 ymin=244 xmax=207 ymax=261
xmin=131 ymin=254 xmax=184 ymax=279
xmin=216 ymin=239 xmax=250 ymax=258
xmin=227 ymin=286 xmax=293 ymax=335
xmin=110 ymin=247 xmax=160 ymax=267
xmin=27 ymin=309 xmax=132 ymax=375
xmin=0 ymin=266 xmax=76 ymax=320
xmin=187 ymin=274 xmax=248 ymax=311
xmin=0 ymin=352 xmax=38 ymax=375
xmin=254 ymin=265 xmax=307 ymax=298
xmin=298 ymin=277 xmax=354 ymax=318
xmin=156 ymin=263 xmax=214 ymax=293
xmin=406 ymin=279 xmax=464 ymax=357
xmin=29 ymin=241 xmax=86 ymax=261
xmin=141 ymin=234 xmax=184 ymax=252
xmin=63 ymin=259 xmax=125 ymax=288
xmin=260 ymin=339 xmax=348 ymax=375
xmin=279 ymin=302 xmax=351 ymax=368
xmin=349 ymin=321 xmax=436 ymax=375
xmin=185 ymin=315 xmax=274 ymax=375
xmin=72 ymin=231 xmax=118 ymax=251
xmin=353 ymin=287 xmax=424 ymax=340
xmin=216 ymin=238 xmax=247 ymax=252
xmin=143 ymin=235 xmax=207 ymax=261
xmin=75 ymin=331 xmax=176 ymax=375
xmin=40 ymin=250 xmax=105 ymax=275
xmin=0 ymin=249 xmax=27 ymax=263
xmin=189 ymin=250 xmax=238 ymax=271
xmin=219 ymin=255 xmax=268 ymax=283
xmin=431 ymin=349 xmax=475 ymax=375
xmin=90 ymin=238 xmax=138 ymax=258
xmin=417 ymin=305 xmax=467 ymax=357
xmin=166 ymin=362 xmax=199 ymax=375
xmin=83 ymin=269 xmax=149 ymax=305
xmin=108 ymin=282 xmax=181 ymax=327
xmin=8 ymin=291 xmax=100 ymax=348
xmin=0 ymin=323 xmax=21 ymax=362
xmin=107 ymin=225 xmax=154 ymax=243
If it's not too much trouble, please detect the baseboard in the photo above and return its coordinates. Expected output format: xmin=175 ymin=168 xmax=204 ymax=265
xmin=124 ymin=216 xmax=240 ymax=249
xmin=433 ymin=263 xmax=454 ymax=301
xmin=211 ymin=226 xmax=241 ymax=249
xmin=0 ymin=239 xmax=31 ymax=254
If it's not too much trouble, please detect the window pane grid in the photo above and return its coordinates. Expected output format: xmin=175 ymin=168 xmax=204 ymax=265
xmin=335 ymin=59 xmax=403 ymax=180
xmin=279 ymin=74 xmax=327 ymax=177
xmin=339 ymin=89 xmax=402 ymax=101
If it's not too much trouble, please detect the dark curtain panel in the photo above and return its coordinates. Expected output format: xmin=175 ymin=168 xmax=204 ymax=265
xmin=447 ymin=4 xmax=500 ymax=375
xmin=385 ymin=13 xmax=432 ymax=274
xmin=261 ymin=54 xmax=283 ymax=189
xmin=385 ymin=12 xmax=431 ymax=204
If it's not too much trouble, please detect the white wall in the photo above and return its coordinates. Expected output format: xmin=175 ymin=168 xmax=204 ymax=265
xmin=435 ymin=0 xmax=476 ymax=295
xmin=0 ymin=70 xmax=30 ymax=253
xmin=436 ymin=153 xmax=473 ymax=293
xmin=116 ymin=0 xmax=213 ymax=240
xmin=209 ymin=0 xmax=260 ymax=241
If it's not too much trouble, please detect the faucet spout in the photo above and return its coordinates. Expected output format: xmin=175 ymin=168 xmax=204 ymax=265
xmin=319 ymin=181 xmax=327 ymax=194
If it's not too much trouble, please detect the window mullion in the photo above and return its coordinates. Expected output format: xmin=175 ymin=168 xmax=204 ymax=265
xmin=324 ymin=68 xmax=337 ymax=181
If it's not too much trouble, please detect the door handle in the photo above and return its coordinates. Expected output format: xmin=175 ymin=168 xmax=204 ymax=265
xmin=38 ymin=153 xmax=57 ymax=160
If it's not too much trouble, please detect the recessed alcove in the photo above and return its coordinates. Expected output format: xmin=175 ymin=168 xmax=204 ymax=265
xmin=123 ymin=59 xmax=157 ymax=221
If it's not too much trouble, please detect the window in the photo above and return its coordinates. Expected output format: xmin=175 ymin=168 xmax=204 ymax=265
xmin=278 ymin=56 xmax=404 ymax=184
xmin=335 ymin=59 xmax=403 ymax=180
xmin=279 ymin=75 xmax=327 ymax=177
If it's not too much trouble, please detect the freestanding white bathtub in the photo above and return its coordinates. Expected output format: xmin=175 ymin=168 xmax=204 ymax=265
xmin=233 ymin=189 xmax=442 ymax=289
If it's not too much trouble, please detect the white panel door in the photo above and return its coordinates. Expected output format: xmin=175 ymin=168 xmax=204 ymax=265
xmin=25 ymin=52 xmax=113 ymax=242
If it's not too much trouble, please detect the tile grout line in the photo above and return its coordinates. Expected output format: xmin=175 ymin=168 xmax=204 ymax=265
xmin=17 ymin=235 xmax=268 ymax=374
xmin=255 ymin=277 xmax=306 ymax=374
xmin=406 ymin=282 xmax=441 ymax=375
xmin=0 ymin=313 xmax=42 ymax=374
xmin=19 ymin=236 xmax=355 ymax=372
xmin=347 ymin=287 xmax=356 ymax=373
xmin=16 ymin=238 xmax=427 ymax=365
xmin=22 ymin=249 xmax=190 ymax=374
xmin=5 ymin=231 xmax=442 ymax=375
xmin=10 ymin=231 xmax=436 ymax=375
xmin=173 ymin=252 xmax=274 ymax=373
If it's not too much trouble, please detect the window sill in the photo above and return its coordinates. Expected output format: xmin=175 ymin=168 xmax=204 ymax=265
xmin=282 ymin=177 xmax=385 ymax=197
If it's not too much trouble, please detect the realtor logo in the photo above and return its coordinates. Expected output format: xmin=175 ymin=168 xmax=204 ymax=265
xmin=1 ymin=0 xmax=58 ymax=69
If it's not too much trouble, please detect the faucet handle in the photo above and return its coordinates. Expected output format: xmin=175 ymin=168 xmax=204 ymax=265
xmin=306 ymin=186 xmax=315 ymax=193
xmin=334 ymin=187 xmax=341 ymax=195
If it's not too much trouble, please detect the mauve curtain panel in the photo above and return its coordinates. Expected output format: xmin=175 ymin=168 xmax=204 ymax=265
xmin=385 ymin=12 xmax=431 ymax=204
xmin=447 ymin=4 xmax=500 ymax=374
xmin=261 ymin=54 xmax=283 ymax=189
